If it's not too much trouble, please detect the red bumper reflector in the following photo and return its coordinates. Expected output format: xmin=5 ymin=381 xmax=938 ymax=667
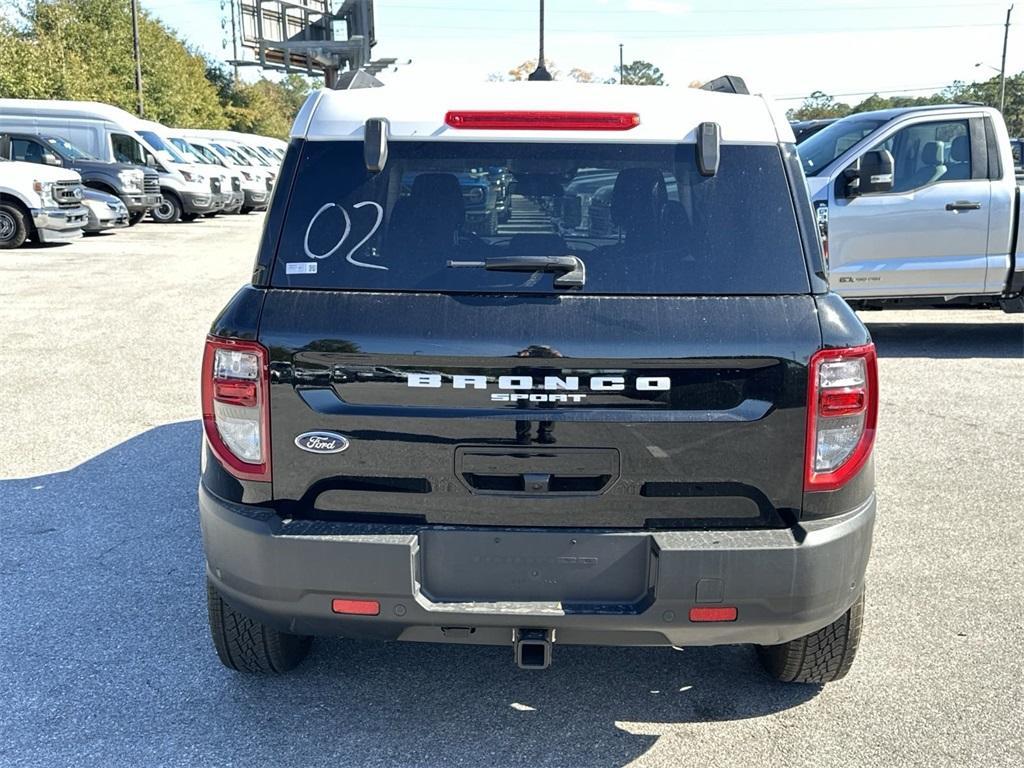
xmin=689 ymin=606 xmax=738 ymax=623
xmin=444 ymin=110 xmax=640 ymax=131
xmin=331 ymin=598 xmax=381 ymax=616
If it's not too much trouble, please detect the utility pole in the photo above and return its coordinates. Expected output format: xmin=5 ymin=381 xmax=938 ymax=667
xmin=229 ymin=0 xmax=239 ymax=82
xmin=1000 ymin=4 xmax=1014 ymax=114
xmin=528 ymin=0 xmax=551 ymax=81
xmin=130 ymin=0 xmax=144 ymax=117
xmin=619 ymin=43 xmax=624 ymax=85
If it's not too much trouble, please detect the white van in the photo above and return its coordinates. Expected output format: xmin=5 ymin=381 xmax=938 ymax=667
xmin=0 ymin=100 xmax=220 ymax=223
xmin=184 ymin=128 xmax=283 ymax=167
xmin=135 ymin=119 xmax=236 ymax=216
xmin=178 ymin=133 xmax=272 ymax=213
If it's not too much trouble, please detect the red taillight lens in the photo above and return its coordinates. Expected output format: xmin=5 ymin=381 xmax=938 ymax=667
xmin=212 ymin=379 xmax=258 ymax=407
xmin=444 ymin=110 xmax=640 ymax=131
xmin=805 ymin=344 xmax=878 ymax=492
xmin=201 ymin=336 xmax=271 ymax=482
xmin=689 ymin=606 xmax=738 ymax=622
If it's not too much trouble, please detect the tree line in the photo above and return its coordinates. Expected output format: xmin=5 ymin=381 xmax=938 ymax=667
xmin=0 ymin=0 xmax=314 ymax=138
xmin=788 ymin=75 xmax=1024 ymax=135
xmin=492 ymin=59 xmax=667 ymax=85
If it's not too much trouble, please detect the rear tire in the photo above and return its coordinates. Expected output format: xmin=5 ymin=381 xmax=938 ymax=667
xmin=756 ymin=590 xmax=864 ymax=683
xmin=150 ymin=193 xmax=182 ymax=223
xmin=0 ymin=202 xmax=28 ymax=249
xmin=206 ymin=577 xmax=312 ymax=673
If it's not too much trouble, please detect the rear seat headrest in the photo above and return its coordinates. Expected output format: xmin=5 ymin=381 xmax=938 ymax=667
xmin=611 ymin=168 xmax=667 ymax=229
xmin=920 ymin=142 xmax=943 ymax=167
xmin=950 ymin=135 xmax=970 ymax=163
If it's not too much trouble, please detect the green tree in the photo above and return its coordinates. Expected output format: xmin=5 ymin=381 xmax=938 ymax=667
xmin=786 ymin=91 xmax=853 ymax=121
xmin=615 ymin=60 xmax=665 ymax=86
xmin=0 ymin=0 xmax=226 ymax=127
xmin=206 ymin=63 xmax=314 ymax=137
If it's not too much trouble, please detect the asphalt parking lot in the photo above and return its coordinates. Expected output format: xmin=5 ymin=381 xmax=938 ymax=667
xmin=1 ymin=218 xmax=1022 ymax=768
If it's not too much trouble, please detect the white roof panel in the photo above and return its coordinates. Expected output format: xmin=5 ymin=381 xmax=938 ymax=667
xmin=295 ymin=82 xmax=786 ymax=145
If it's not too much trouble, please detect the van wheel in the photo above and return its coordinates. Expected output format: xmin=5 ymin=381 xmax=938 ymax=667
xmin=151 ymin=193 xmax=182 ymax=223
xmin=756 ymin=590 xmax=864 ymax=683
xmin=0 ymin=202 xmax=28 ymax=249
xmin=206 ymin=578 xmax=312 ymax=673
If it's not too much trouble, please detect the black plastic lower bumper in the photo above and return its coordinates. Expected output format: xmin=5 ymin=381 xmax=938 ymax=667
xmin=200 ymin=483 xmax=875 ymax=648
xmin=121 ymin=193 xmax=163 ymax=214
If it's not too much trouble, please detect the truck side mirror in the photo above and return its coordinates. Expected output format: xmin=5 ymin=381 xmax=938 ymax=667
xmin=145 ymin=152 xmax=158 ymax=168
xmin=843 ymin=150 xmax=895 ymax=197
xmin=42 ymin=152 xmax=61 ymax=167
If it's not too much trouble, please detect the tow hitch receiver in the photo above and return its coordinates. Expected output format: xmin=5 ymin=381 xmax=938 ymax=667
xmin=514 ymin=628 xmax=554 ymax=670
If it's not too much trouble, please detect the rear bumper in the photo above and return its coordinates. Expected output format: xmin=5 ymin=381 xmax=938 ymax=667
xmin=201 ymin=485 xmax=875 ymax=647
xmin=30 ymin=206 xmax=87 ymax=243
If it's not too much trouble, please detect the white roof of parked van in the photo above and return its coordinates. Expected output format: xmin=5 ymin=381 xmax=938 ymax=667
xmin=294 ymin=82 xmax=793 ymax=144
xmin=0 ymin=98 xmax=144 ymax=128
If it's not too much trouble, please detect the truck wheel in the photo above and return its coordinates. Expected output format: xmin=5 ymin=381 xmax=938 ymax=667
xmin=151 ymin=193 xmax=182 ymax=223
xmin=206 ymin=578 xmax=312 ymax=673
xmin=0 ymin=202 xmax=28 ymax=249
xmin=756 ymin=590 xmax=864 ymax=684
xmin=127 ymin=210 xmax=147 ymax=226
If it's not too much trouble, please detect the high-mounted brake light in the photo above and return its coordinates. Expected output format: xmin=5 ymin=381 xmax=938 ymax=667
xmin=444 ymin=111 xmax=640 ymax=131
xmin=201 ymin=336 xmax=271 ymax=482
xmin=805 ymin=344 xmax=878 ymax=492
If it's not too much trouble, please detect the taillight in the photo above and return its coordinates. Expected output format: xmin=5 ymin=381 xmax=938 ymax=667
xmin=201 ymin=336 xmax=271 ymax=482
xmin=805 ymin=344 xmax=877 ymax=491
xmin=444 ymin=111 xmax=640 ymax=131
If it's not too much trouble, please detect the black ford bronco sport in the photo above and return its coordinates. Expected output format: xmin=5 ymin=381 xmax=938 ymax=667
xmin=199 ymin=80 xmax=877 ymax=683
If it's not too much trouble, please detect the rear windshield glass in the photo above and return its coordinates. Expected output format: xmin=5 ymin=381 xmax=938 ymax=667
xmin=271 ymin=141 xmax=810 ymax=295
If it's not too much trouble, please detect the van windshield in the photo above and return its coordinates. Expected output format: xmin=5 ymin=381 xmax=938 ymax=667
xmin=212 ymin=143 xmax=250 ymax=165
xmin=271 ymin=140 xmax=811 ymax=296
xmin=798 ymin=117 xmax=886 ymax=176
xmin=137 ymin=130 xmax=189 ymax=165
xmin=168 ymin=136 xmax=208 ymax=163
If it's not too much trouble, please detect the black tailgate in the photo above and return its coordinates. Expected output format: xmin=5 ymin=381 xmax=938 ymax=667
xmin=261 ymin=290 xmax=819 ymax=529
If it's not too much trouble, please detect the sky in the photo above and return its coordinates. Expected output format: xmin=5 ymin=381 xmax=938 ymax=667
xmin=140 ymin=0 xmax=1024 ymax=106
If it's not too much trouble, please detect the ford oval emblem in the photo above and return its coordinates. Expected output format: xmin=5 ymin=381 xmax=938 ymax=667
xmin=294 ymin=431 xmax=349 ymax=454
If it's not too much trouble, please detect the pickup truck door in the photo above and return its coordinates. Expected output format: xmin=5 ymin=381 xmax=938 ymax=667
xmin=824 ymin=116 xmax=992 ymax=298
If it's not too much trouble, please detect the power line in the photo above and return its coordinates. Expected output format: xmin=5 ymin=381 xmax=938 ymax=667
xmin=381 ymin=1 xmax=1004 ymax=13
xmin=384 ymin=22 xmax=1003 ymax=38
xmin=775 ymin=85 xmax=961 ymax=101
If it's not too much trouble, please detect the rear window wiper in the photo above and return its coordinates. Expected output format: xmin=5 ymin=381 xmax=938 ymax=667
xmin=447 ymin=255 xmax=586 ymax=288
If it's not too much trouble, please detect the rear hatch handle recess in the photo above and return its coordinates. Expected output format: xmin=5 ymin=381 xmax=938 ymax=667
xmin=447 ymin=255 xmax=586 ymax=288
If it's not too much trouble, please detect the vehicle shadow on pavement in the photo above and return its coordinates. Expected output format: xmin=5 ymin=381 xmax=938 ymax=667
xmin=866 ymin=319 xmax=1023 ymax=359
xmin=0 ymin=422 xmax=818 ymax=768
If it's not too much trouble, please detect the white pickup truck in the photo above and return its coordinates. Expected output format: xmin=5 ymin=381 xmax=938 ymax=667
xmin=797 ymin=104 xmax=1024 ymax=313
xmin=0 ymin=157 xmax=88 ymax=248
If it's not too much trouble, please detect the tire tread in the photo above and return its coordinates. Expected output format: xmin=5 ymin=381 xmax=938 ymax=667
xmin=757 ymin=590 xmax=864 ymax=684
xmin=206 ymin=578 xmax=312 ymax=674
